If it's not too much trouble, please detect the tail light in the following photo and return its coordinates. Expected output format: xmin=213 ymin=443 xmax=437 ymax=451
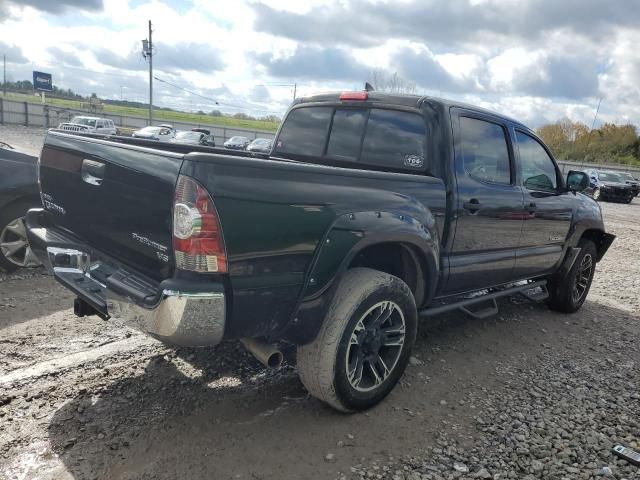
xmin=173 ymin=175 xmax=227 ymax=273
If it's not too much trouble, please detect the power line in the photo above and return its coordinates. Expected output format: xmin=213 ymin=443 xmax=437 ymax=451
xmin=153 ymin=75 xmax=285 ymax=115
xmin=153 ymin=75 xmax=219 ymax=105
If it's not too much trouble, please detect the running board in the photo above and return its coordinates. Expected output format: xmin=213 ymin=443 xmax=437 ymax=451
xmin=419 ymin=280 xmax=548 ymax=318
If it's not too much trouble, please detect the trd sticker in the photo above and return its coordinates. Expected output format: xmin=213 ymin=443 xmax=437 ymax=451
xmin=403 ymin=154 xmax=424 ymax=168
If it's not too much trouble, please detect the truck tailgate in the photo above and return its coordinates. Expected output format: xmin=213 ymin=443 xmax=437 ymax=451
xmin=39 ymin=131 xmax=183 ymax=281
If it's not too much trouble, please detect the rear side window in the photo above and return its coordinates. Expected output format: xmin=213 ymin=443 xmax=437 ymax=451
xmin=275 ymin=107 xmax=332 ymax=156
xmin=326 ymin=109 xmax=367 ymax=160
xmin=459 ymin=117 xmax=511 ymax=185
xmin=361 ymin=109 xmax=426 ymax=170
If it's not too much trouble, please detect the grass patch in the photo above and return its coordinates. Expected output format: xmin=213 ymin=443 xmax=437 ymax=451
xmin=3 ymin=92 xmax=279 ymax=132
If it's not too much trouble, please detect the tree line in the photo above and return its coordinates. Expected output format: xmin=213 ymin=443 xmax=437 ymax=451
xmin=3 ymin=80 xmax=83 ymax=100
xmin=537 ymin=119 xmax=640 ymax=166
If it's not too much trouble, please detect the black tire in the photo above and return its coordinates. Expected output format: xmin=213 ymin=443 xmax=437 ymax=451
xmin=296 ymin=268 xmax=417 ymax=412
xmin=625 ymin=196 xmax=633 ymax=204
xmin=547 ymin=239 xmax=597 ymax=313
xmin=0 ymin=201 xmax=40 ymax=273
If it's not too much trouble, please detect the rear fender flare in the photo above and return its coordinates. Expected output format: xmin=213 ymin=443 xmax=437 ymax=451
xmin=279 ymin=210 xmax=439 ymax=344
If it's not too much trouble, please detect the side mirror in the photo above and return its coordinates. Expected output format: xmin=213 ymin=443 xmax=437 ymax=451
xmin=567 ymin=170 xmax=589 ymax=192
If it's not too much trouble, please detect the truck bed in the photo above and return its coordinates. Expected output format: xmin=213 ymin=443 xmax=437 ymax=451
xmin=35 ymin=130 xmax=447 ymax=341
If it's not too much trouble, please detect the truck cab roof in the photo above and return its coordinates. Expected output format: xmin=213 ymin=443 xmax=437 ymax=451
xmin=294 ymin=91 xmax=527 ymax=130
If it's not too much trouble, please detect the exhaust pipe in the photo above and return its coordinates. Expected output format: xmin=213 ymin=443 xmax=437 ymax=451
xmin=241 ymin=338 xmax=283 ymax=369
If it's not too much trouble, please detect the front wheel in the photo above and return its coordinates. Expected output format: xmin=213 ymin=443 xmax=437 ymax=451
xmin=296 ymin=268 xmax=417 ymax=412
xmin=547 ymin=239 xmax=597 ymax=313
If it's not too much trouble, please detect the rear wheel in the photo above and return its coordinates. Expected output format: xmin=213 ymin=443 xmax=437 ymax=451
xmin=296 ymin=268 xmax=417 ymax=412
xmin=0 ymin=202 xmax=41 ymax=273
xmin=547 ymin=239 xmax=597 ymax=313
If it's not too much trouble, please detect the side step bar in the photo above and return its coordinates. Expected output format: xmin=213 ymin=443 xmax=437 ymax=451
xmin=419 ymin=280 xmax=548 ymax=319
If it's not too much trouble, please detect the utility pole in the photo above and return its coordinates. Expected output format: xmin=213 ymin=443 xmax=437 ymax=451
xmin=142 ymin=21 xmax=153 ymax=124
xmin=293 ymin=82 xmax=297 ymax=100
xmin=3 ymin=55 xmax=6 ymax=97
xmin=148 ymin=20 xmax=153 ymax=125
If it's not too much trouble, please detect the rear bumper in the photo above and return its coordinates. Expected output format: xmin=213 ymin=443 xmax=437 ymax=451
xmin=26 ymin=208 xmax=226 ymax=347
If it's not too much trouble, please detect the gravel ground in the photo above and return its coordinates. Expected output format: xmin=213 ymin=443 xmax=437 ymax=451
xmin=0 ymin=125 xmax=48 ymax=156
xmin=0 ymin=137 xmax=639 ymax=478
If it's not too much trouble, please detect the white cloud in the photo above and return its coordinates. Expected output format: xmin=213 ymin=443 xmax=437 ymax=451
xmin=0 ymin=0 xmax=638 ymax=127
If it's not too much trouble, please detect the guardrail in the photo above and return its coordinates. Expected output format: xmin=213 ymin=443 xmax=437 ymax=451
xmin=557 ymin=160 xmax=640 ymax=176
xmin=0 ymin=97 xmax=275 ymax=146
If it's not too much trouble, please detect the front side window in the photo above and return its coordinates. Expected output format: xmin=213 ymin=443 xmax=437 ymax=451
xmin=361 ymin=109 xmax=426 ymax=171
xmin=274 ymin=107 xmax=332 ymax=157
xmin=459 ymin=117 xmax=511 ymax=185
xmin=516 ymin=131 xmax=558 ymax=192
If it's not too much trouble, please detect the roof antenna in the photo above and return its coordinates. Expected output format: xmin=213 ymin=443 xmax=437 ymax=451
xmin=364 ymin=82 xmax=375 ymax=92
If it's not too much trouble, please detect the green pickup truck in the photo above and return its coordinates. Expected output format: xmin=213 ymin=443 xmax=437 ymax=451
xmin=27 ymin=91 xmax=614 ymax=411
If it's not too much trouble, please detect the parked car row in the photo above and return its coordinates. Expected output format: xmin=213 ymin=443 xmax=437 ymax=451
xmin=57 ymin=117 xmax=272 ymax=152
xmin=223 ymin=135 xmax=273 ymax=153
xmin=584 ymin=169 xmax=639 ymax=203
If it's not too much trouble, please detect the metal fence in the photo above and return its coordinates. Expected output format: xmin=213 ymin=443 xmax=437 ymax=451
xmin=557 ymin=160 xmax=640 ymax=176
xmin=0 ymin=98 xmax=275 ymax=146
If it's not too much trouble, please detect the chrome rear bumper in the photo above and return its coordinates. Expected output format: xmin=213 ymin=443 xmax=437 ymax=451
xmin=26 ymin=209 xmax=226 ymax=347
xmin=107 ymin=290 xmax=226 ymax=346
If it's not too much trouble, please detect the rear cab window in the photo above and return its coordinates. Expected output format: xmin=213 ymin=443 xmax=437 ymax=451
xmin=274 ymin=105 xmax=427 ymax=173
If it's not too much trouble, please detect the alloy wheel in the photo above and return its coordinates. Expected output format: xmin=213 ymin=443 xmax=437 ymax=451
xmin=0 ymin=216 xmax=40 ymax=268
xmin=345 ymin=301 xmax=406 ymax=392
xmin=572 ymin=253 xmax=593 ymax=303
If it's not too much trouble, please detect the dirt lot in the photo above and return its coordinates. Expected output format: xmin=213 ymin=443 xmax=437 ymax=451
xmin=1 ymin=128 xmax=639 ymax=479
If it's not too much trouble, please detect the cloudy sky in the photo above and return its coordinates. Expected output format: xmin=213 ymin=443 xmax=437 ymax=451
xmin=0 ymin=0 xmax=639 ymax=126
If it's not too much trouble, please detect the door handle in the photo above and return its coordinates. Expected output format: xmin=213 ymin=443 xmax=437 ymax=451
xmin=81 ymin=159 xmax=105 ymax=186
xmin=527 ymin=202 xmax=537 ymax=213
xmin=463 ymin=198 xmax=482 ymax=213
